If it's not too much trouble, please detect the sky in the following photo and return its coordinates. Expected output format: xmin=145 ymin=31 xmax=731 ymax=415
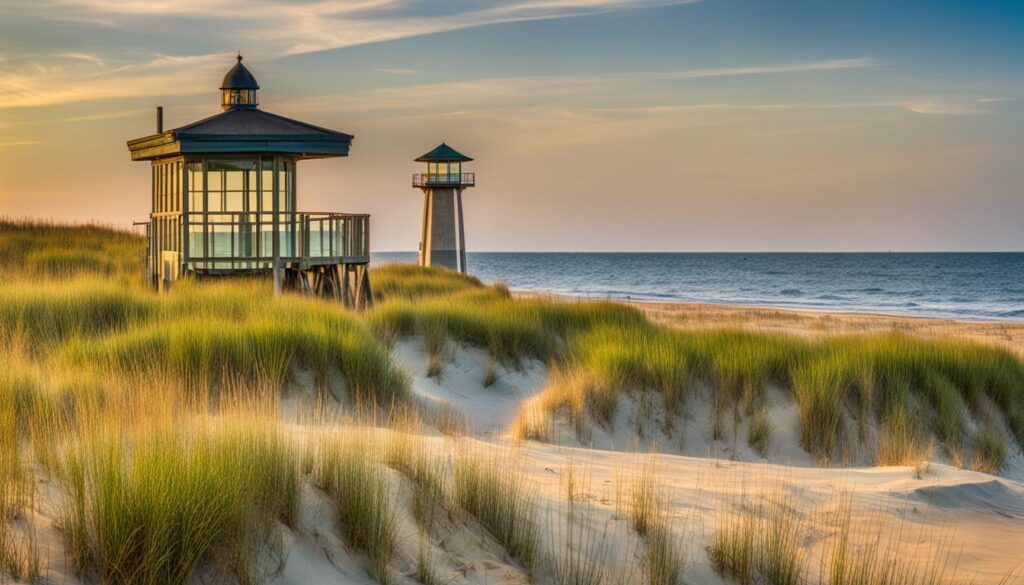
xmin=0 ymin=0 xmax=1022 ymax=252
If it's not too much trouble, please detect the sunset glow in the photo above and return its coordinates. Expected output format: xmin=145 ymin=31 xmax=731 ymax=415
xmin=1 ymin=0 xmax=1021 ymax=251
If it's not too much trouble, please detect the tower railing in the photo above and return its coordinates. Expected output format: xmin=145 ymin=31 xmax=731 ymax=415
xmin=180 ymin=210 xmax=370 ymax=272
xmin=412 ymin=173 xmax=475 ymax=188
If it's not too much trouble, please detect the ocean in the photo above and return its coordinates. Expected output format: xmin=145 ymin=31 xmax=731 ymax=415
xmin=372 ymin=252 xmax=1024 ymax=321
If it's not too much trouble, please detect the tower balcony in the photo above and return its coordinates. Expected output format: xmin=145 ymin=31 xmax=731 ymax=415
xmin=412 ymin=172 xmax=475 ymax=188
xmin=178 ymin=210 xmax=370 ymax=273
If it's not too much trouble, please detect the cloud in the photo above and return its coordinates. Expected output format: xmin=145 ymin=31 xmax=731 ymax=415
xmin=654 ymin=58 xmax=874 ymax=80
xmin=0 ymin=53 xmax=226 ymax=109
xmin=903 ymin=100 xmax=992 ymax=116
xmin=374 ymin=68 xmax=420 ymax=75
xmin=280 ymin=59 xmax=876 ymax=114
xmin=0 ymin=140 xmax=42 ymax=147
xmin=44 ymin=0 xmax=701 ymax=56
xmin=1 ymin=0 xmax=700 ymax=109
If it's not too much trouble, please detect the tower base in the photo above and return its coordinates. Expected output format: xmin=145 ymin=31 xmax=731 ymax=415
xmin=419 ymin=187 xmax=467 ymax=273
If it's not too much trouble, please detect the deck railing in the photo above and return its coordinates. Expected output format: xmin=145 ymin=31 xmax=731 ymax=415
xmin=181 ymin=211 xmax=369 ymax=271
xmin=412 ymin=173 xmax=475 ymax=188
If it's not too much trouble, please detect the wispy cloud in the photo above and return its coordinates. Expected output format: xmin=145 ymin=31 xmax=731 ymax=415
xmin=374 ymin=68 xmax=419 ymax=75
xmin=45 ymin=0 xmax=701 ymax=56
xmin=283 ymin=59 xmax=876 ymax=114
xmin=0 ymin=53 xmax=226 ymax=109
xmin=653 ymin=58 xmax=874 ymax=80
xmin=0 ymin=140 xmax=42 ymax=147
xmin=1 ymin=0 xmax=700 ymax=109
xmin=903 ymin=99 xmax=998 ymax=116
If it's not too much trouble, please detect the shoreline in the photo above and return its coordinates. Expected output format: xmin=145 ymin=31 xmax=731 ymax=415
xmin=513 ymin=289 xmax=1024 ymax=354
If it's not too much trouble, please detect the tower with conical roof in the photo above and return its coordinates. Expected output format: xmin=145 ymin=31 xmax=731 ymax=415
xmin=412 ymin=143 xmax=475 ymax=273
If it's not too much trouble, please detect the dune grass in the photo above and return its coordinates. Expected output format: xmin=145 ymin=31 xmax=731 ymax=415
xmin=972 ymin=413 xmax=1009 ymax=474
xmin=0 ymin=219 xmax=144 ymax=282
xmin=370 ymin=263 xmax=485 ymax=301
xmin=453 ymin=448 xmax=539 ymax=571
xmin=5 ymin=220 xmax=1024 ymax=472
xmin=822 ymin=495 xmax=971 ymax=585
xmin=545 ymin=491 xmax=636 ymax=585
xmin=0 ymin=370 xmax=42 ymax=582
xmin=313 ymin=431 xmax=398 ymax=584
xmin=709 ymin=486 xmax=807 ymax=585
xmin=1 ymin=222 xmax=1023 ymax=582
xmin=385 ymin=428 xmax=449 ymax=534
xmin=59 ymin=420 xmax=300 ymax=585
xmin=615 ymin=455 xmax=688 ymax=585
xmin=0 ymin=277 xmax=409 ymax=411
xmin=369 ymin=268 xmax=1024 ymax=466
xmin=748 ymin=407 xmax=773 ymax=457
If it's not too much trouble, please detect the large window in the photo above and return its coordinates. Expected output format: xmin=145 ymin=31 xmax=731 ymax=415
xmin=185 ymin=156 xmax=296 ymax=265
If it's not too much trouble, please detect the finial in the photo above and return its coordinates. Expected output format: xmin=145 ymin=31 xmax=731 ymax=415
xmin=236 ymin=52 xmax=243 ymax=63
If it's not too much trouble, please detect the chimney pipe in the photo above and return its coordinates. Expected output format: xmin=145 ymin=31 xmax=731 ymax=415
xmin=156 ymin=106 xmax=164 ymax=133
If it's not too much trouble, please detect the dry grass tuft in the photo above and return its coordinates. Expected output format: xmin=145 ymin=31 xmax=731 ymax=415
xmin=709 ymin=484 xmax=806 ymax=585
xmin=453 ymin=447 xmax=539 ymax=571
xmin=313 ymin=430 xmax=398 ymax=584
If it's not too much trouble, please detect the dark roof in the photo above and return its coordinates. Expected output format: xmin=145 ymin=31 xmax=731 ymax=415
xmin=220 ymin=55 xmax=259 ymax=90
xmin=175 ymin=108 xmax=351 ymax=138
xmin=415 ymin=143 xmax=473 ymax=162
xmin=127 ymin=108 xmax=353 ymax=160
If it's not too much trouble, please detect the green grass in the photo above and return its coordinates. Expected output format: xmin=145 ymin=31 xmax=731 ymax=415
xmin=365 ymin=263 xmax=1024 ymax=469
xmin=0 ymin=277 xmax=408 ymax=412
xmin=313 ymin=431 xmax=398 ymax=584
xmin=972 ymin=413 xmax=1009 ymax=473
xmin=1 ymin=221 xmax=1023 ymax=583
xmin=453 ymin=448 xmax=539 ymax=571
xmin=59 ymin=421 xmax=300 ymax=585
xmin=748 ymin=407 xmax=772 ymax=458
xmin=0 ymin=219 xmax=144 ymax=282
xmin=385 ymin=430 xmax=449 ymax=534
xmin=370 ymin=263 xmax=484 ymax=301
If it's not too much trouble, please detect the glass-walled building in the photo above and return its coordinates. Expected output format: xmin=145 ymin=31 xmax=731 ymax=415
xmin=128 ymin=56 xmax=369 ymax=292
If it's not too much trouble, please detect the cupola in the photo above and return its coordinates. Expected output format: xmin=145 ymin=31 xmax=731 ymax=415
xmin=220 ymin=54 xmax=259 ymax=110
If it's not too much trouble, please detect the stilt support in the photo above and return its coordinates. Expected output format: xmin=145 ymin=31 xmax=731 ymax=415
xmin=281 ymin=262 xmax=372 ymax=309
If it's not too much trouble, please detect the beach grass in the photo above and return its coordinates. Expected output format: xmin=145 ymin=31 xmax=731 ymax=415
xmin=368 ymin=269 xmax=1024 ymax=463
xmin=0 ymin=219 xmax=144 ymax=282
xmin=545 ymin=464 xmax=639 ymax=585
xmin=385 ymin=428 xmax=449 ymax=534
xmin=58 ymin=419 xmax=300 ymax=585
xmin=2 ymin=221 xmax=1024 ymax=583
xmin=822 ymin=495 xmax=971 ymax=585
xmin=616 ymin=455 xmax=688 ymax=585
xmin=709 ymin=484 xmax=808 ymax=585
xmin=453 ymin=447 xmax=539 ymax=571
xmin=313 ymin=430 xmax=398 ymax=584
